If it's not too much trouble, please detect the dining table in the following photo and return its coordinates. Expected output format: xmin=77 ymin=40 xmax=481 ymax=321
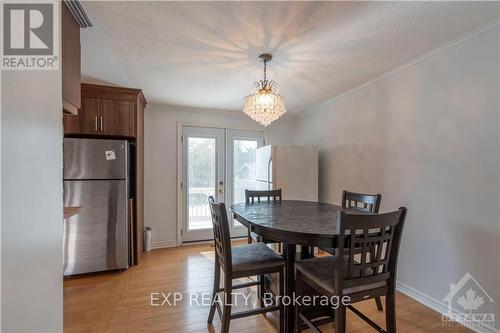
xmin=230 ymin=200 xmax=348 ymax=333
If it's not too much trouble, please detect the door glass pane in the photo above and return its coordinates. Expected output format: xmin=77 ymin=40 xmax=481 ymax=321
xmin=188 ymin=137 xmax=216 ymax=230
xmin=233 ymin=139 xmax=259 ymax=206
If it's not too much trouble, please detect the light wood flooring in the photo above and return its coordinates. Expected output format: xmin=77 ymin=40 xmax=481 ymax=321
xmin=64 ymin=242 xmax=472 ymax=333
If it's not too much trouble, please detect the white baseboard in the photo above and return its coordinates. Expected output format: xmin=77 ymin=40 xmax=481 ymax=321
xmin=181 ymin=239 xmax=214 ymax=246
xmin=396 ymin=281 xmax=499 ymax=333
xmin=181 ymin=237 xmax=246 ymax=247
xmin=150 ymin=240 xmax=178 ymax=249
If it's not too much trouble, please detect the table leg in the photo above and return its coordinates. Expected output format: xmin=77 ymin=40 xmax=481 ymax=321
xmin=283 ymin=243 xmax=296 ymax=333
xmin=300 ymin=245 xmax=312 ymax=259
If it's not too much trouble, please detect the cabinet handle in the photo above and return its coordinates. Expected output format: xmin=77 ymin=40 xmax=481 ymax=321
xmin=95 ymin=116 xmax=98 ymax=131
xmin=100 ymin=116 xmax=104 ymax=132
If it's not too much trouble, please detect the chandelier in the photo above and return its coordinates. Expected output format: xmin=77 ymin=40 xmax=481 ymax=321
xmin=243 ymin=54 xmax=286 ymax=127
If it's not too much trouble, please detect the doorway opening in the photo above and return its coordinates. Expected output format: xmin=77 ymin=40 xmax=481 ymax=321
xmin=181 ymin=126 xmax=264 ymax=242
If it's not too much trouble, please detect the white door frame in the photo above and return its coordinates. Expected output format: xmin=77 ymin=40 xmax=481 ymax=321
xmin=176 ymin=121 xmax=266 ymax=246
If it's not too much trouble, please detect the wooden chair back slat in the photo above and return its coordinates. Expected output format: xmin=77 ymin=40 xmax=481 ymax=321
xmin=335 ymin=208 xmax=407 ymax=292
xmin=245 ymin=189 xmax=282 ymax=204
xmin=342 ymin=190 xmax=381 ymax=214
xmin=208 ymin=196 xmax=232 ymax=272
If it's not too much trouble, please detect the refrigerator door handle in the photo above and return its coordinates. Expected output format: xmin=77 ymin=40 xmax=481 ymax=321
xmin=267 ymin=157 xmax=272 ymax=184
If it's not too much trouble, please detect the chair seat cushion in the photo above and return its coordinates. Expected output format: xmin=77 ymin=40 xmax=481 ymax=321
xmin=232 ymin=243 xmax=285 ymax=274
xmin=295 ymin=256 xmax=386 ymax=296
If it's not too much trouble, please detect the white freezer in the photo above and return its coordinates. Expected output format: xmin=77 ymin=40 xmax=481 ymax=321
xmin=255 ymin=145 xmax=319 ymax=201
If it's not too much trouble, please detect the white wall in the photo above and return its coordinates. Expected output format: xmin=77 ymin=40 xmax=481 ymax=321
xmin=144 ymin=105 xmax=264 ymax=248
xmin=1 ymin=47 xmax=63 ymax=333
xmin=267 ymin=116 xmax=298 ymax=145
xmin=80 ymin=26 xmax=132 ymax=87
xmin=289 ymin=26 xmax=500 ymax=330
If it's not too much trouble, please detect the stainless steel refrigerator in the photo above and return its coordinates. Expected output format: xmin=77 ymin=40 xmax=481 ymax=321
xmin=255 ymin=144 xmax=319 ymax=201
xmin=63 ymin=138 xmax=129 ymax=276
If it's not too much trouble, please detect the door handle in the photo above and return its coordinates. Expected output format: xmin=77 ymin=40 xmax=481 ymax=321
xmin=100 ymin=116 xmax=104 ymax=132
xmin=95 ymin=116 xmax=98 ymax=132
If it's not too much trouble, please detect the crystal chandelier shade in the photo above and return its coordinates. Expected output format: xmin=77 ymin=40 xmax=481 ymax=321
xmin=243 ymin=54 xmax=286 ymax=127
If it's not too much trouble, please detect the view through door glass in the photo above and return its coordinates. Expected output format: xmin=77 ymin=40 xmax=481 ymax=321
xmin=227 ymin=130 xmax=264 ymax=230
xmin=182 ymin=126 xmax=224 ymax=242
xmin=187 ymin=137 xmax=216 ymax=230
xmin=233 ymin=139 xmax=259 ymax=204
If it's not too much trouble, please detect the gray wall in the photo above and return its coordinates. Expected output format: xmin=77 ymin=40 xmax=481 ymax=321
xmin=284 ymin=26 xmax=499 ymax=329
xmin=1 ymin=38 xmax=63 ymax=333
xmin=267 ymin=116 xmax=298 ymax=145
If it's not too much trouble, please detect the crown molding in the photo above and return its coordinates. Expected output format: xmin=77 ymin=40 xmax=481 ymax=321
xmin=301 ymin=19 xmax=500 ymax=118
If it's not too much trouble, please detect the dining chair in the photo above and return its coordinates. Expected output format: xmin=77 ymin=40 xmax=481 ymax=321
xmin=342 ymin=190 xmax=382 ymax=213
xmin=294 ymin=208 xmax=407 ymax=333
xmin=207 ymin=196 xmax=285 ymax=333
xmin=245 ymin=189 xmax=282 ymax=244
xmin=321 ymin=191 xmax=382 ymax=255
xmin=245 ymin=189 xmax=286 ymax=308
xmin=321 ymin=190 xmax=384 ymax=311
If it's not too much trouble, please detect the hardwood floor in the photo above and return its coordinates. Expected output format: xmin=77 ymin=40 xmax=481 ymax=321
xmin=64 ymin=242 xmax=471 ymax=333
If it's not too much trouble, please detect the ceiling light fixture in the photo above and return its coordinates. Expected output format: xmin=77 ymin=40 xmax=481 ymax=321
xmin=243 ymin=54 xmax=286 ymax=127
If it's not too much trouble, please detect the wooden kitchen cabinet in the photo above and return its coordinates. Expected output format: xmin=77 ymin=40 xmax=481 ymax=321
xmin=64 ymin=97 xmax=100 ymax=134
xmin=62 ymin=2 xmax=81 ymax=115
xmin=61 ymin=1 xmax=92 ymax=114
xmin=64 ymin=84 xmax=143 ymax=138
xmin=63 ymin=83 xmax=147 ymax=265
xmin=79 ymin=97 xmax=101 ymax=134
xmin=100 ymin=99 xmax=135 ymax=136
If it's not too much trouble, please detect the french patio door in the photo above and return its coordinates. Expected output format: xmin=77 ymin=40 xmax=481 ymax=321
xmin=182 ymin=126 xmax=264 ymax=242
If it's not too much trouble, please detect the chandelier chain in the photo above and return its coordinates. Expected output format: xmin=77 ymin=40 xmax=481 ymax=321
xmin=263 ymin=59 xmax=267 ymax=82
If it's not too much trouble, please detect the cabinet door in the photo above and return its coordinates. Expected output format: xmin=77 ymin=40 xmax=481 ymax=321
xmin=63 ymin=113 xmax=80 ymax=135
xmin=101 ymin=99 xmax=135 ymax=137
xmin=63 ymin=97 xmax=100 ymax=135
xmin=61 ymin=3 xmax=81 ymax=114
xmin=78 ymin=97 xmax=101 ymax=134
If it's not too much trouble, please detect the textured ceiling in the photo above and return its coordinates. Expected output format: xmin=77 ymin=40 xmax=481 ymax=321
xmin=81 ymin=1 xmax=499 ymax=113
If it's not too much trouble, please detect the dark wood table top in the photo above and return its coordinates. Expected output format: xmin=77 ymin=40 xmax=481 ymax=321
xmin=231 ymin=200 xmax=345 ymax=247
